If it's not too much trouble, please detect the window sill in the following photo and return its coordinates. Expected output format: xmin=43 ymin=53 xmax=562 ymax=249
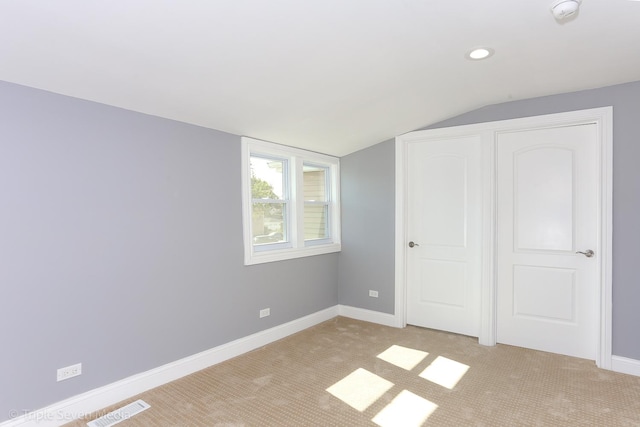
xmin=244 ymin=243 xmax=341 ymax=265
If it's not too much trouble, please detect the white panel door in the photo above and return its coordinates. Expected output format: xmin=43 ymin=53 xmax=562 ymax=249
xmin=497 ymin=124 xmax=598 ymax=359
xmin=407 ymin=136 xmax=482 ymax=337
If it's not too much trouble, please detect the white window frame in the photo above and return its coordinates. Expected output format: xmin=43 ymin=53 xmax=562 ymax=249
xmin=241 ymin=137 xmax=341 ymax=265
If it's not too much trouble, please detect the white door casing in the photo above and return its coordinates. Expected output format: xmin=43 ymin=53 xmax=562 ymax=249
xmin=496 ymin=124 xmax=598 ymax=359
xmin=406 ymin=136 xmax=483 ymax=337
xmin=394 ymin=107 xmax=612 ymax=369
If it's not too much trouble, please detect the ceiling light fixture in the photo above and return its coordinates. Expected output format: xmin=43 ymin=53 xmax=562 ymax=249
xmin=550 ymin=0 xmax=582 ymax=20
xmin=466 ymin=47 xmax=494 ymax=61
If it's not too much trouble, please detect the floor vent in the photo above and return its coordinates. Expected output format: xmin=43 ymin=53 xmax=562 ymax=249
xmin=86 ymin=399 xmax=150 ymax=427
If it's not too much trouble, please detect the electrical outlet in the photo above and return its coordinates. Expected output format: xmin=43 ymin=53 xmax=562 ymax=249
xmin=57 ymin=363 xmax=82 ymax=382
xmin=259 ymin=308 xmax=270 ymax=318
xmin=369 ymin=290 xmax=379 ymax=298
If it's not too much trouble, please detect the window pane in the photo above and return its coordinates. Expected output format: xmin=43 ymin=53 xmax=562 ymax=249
xmin=304 ymin=204 xmax=328 ymax=240
xmin=252 ymin=202 xmax=286 ymax=244
xmin=251 ymin=156 xmax=285 ymax=200
xmin=303 ymin=164 xmax=328 ymax=202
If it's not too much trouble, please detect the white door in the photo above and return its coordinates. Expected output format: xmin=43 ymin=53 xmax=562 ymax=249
xmin=407 ymin=135 xmax=483 ymax=337
xmin=496 ymin=124 xmax=598 ymax=359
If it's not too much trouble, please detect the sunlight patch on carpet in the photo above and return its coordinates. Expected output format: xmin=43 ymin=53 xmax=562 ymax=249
xmin=377 ymin=345 xmax=429 ymax=371
xmin=372 ymin=390 xmax=438 ymax=427
xmin=326 ymin=368 xmax=394 ymax=411
xmin=419 ymin=356 xmax=469 ymax=389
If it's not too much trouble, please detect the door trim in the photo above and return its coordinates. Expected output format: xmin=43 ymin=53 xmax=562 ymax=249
xmin=394 ymin=106 xmax=613 ymax=369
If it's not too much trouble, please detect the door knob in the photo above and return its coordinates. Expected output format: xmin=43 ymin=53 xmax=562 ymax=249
xmin=408 ymin=241 xmax=419 ymax=248
xmin=576 ymin=249 xmax=594 ymax=258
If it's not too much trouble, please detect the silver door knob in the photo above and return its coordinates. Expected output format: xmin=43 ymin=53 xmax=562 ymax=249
xmin=576 ymin=249 xmax=594 ymax=257
xmin=408 ymin=241 xmax=419 ymax=248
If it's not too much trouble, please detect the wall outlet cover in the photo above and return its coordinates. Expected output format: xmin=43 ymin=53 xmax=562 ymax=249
xmin=57 ymin=363 xmax=82 ymax=382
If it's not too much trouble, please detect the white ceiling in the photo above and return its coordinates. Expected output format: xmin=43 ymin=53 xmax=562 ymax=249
xmin=1 ymin=1 xmax=639 ymax=156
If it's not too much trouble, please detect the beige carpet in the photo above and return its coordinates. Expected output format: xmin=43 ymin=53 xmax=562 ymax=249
xmin=66 ymin=317 xmax=640 ymax=426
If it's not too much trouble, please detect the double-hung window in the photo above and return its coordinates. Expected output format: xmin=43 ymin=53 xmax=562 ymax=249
xmin=241 ymin=137 xmax=341 ymax=265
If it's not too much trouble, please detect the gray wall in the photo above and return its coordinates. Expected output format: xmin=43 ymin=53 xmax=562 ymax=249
xmin=339 ymin=140 xmax=395 ymax=313
xmin=0 ymin=81 xmax=338 ymax=422
xmin=339 ymin=80 xmax=640 ymax=361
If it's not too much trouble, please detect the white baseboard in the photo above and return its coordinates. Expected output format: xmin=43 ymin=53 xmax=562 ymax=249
xmin=611 ymin=355 xmax=640 ymax=377
xmin=338 ymin=304 xmax=398 ymax=327
xmin=1 ymin=306 xmax=339 ymax=427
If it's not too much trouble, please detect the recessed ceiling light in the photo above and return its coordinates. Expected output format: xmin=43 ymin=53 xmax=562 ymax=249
xmin=466 ymin=47 xmax=494 ymax=61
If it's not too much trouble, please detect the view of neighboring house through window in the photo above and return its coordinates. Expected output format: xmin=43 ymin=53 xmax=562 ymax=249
xmin=303 ymin=163 xmax=330 ymax=242
xmin=241 ymin=137 xmax=341 ymax=265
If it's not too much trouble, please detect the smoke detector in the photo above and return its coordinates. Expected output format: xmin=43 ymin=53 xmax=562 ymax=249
xmin=551 ymin=0 xmax=582 ymax=20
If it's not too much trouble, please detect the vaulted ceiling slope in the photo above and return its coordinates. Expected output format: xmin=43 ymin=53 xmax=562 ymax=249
xmin=1 ymin=1 xmax=639 ymax=156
